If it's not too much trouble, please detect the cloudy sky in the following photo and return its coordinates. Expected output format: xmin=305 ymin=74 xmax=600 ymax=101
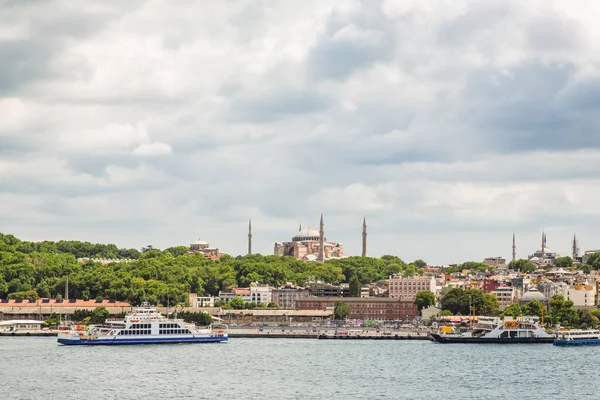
xmin=1 ymin=0 xmax=599 ymax=264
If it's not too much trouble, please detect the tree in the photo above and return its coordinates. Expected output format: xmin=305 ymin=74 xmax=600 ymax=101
xmin=413 ymin=259 xmax=427 ymax=268
xmin=179 ymin=310 xmax=213 ymax=326
xmin=414 ymin=290 xmax=436 ymax=312
xmin=501 ymin=304 xmax=522 ymax=318
xmin=508 ymin=259 xmax=536 ymax=273
xmin=521 ymin=300 xmax=544 ymax=318
xmin=44 ymin=313 xmax=59 ymax=327
xmin=480 ymin=294 xmax=499 ymax=316
xmin=549 ymin=295 xmax=578 ymax=328
xmin=555 ymin=256 xmax=573 ymax=269
xmin=334 ymin=301 xmax=349 ymax=320
xmin=586 ymin=252 xmax=600 ymax=270
xmin=89 ymin=306 xmax=110 ymax=324
xmin=349 ymin=275 xmax=361 ymax=297
xmin=440 ymin=289 xmax=498 ymax=316
xmin=440 ymin=310 xmax=453 ymax=316
xmin=228 ymin=297 xmax=244 ymax=310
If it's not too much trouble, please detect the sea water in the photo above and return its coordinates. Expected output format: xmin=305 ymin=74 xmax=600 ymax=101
xmin=0 ymin=337 xmax=598 ymax=399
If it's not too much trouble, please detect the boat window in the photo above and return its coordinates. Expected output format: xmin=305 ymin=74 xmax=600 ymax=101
xmin=500 ymin=331 xmax=508 ymax=338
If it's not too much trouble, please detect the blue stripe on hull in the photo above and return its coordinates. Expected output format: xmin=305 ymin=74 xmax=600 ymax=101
xmin=553 ymin=339 xmax=600 ymax=346
xmin=58 ymin=336 xmax=228 ymax=346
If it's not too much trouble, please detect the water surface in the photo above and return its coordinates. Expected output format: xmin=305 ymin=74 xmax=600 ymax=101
xmin=1 ymin=337 xmax=597 ymax=399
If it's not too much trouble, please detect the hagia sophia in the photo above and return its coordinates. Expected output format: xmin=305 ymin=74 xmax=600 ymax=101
xmin=189 ymin=214 xmax=368 ymax=262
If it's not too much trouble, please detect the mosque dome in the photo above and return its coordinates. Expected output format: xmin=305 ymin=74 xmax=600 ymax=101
xmin=293 ymin=226 xmax=322 ymax=242
xmin=192 ymin=239 xmax=209 ymax=246
xmin=520 ymin=286 xmax=547 ymax=303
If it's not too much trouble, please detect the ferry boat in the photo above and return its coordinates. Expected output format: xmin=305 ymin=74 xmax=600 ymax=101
xmin=553 ymin=329 xmax=600 ymax=346
xmin=57 ymin=303 xmax=228 ymax=345
xmin=429 ymin=316 xmax=554 ymax=344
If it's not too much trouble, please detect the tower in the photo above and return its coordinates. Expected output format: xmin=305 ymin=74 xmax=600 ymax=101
xmin=64 ymin=276 xmax=69 ymax=301
xmin=248 ymin=219 xmax=252 ymax=255
xmin=572 ymin=234 xmax=579 ymax=260
xmin=541 ymin=231 xmax=546 ymax=255
xmin=362 ymin=217 xmax=367 ymax=257
xmin=512 ymin=233 xmax=516 ymax=262
xmin=318 ymin=213 xmax=325 ymax=262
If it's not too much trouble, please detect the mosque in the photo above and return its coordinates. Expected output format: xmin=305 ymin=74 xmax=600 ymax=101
xmin=528 ymin=232 xmax=557 ymax=266
xmin=271 ymin=215 xmax=367 ymax=262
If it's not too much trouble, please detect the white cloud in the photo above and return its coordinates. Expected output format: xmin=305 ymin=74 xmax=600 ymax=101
xmin=132 ymin=142 xmax=172 ymax=156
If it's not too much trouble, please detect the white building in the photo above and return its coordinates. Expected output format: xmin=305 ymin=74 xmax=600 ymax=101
xmin=567 ymin=284 xmax=596 ymax=308
xmin=218 ymin=288 xmax=251 ymax=303
xmin=0 ymin=320 xmax=44 ymax=332
xmin=388 ymin=275 xmax=436 ymax=300
xmin=187 ymin=293 xmax=215 ymax=308
xmin=250 ymin=282 xmax=273 ymax=305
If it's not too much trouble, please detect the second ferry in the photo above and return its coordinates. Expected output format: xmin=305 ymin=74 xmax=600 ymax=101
xmin=57 ymin=303 xmax=228 ymax=345
xmin=429 ymin=316 xmax=554 ymax=343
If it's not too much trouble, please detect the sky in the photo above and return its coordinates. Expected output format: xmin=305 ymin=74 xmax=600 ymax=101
xmin=1 ymin=0 xmax=600 ymax=264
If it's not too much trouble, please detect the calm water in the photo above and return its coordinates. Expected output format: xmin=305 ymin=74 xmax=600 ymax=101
xmin=1 ymin=337 xmax=599 ymax=399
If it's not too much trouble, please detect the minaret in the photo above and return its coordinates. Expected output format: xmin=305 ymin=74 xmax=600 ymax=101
xmin=64 ymin=276 xmax=69 ymax=301
xmin=512 ymin=233 xmax=516 ymax=262
xmin=318 ymin=213 xmax=325 ymax=262
xmin=541 ymin=231 xmax=546 ymax=255
xmin=572 ymin=234 xmax=579 ymax=260
xmin=299 ymin=223 xmax=302 ymax=232
xmin=362 ymin=217 xmax=367 ymax=257
xmin=248 ymin=219 xmax=252 ymax=255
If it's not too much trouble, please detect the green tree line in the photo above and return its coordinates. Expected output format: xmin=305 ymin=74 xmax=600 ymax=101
xmin=0 ymin=232 xmax=421 ymax=307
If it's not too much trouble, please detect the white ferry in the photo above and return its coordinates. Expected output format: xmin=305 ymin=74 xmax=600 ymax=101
xmin=57 ymin=303 xmax=227 ymax=345
xmin=430 ymin=316 xmax=554 ymax=343
xmin=553 ymin=329 xmax=600 ymax=346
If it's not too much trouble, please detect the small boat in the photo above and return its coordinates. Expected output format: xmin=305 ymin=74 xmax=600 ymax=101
xmin=57 ymin=302 xmax=228 ymax=345
xmin=553 ymin=329 xmax=600 ymax=346
xmin=429 ymin=316 xmax=554 ymax=344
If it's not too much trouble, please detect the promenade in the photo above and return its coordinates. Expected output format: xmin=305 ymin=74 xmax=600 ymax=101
xmin=227 ymin=326 xmax=430 ymax=340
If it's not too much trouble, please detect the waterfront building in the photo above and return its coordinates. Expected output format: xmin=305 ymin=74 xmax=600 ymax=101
xmin=567 ymin=284 xmax=596 ymax=308
xmin=218 ymin=283 xmax=273 ymax=305
xmin=388 ymin=275 xmax=436 ymax=300
xmin=0 ymin=299 xmax=131 ymax=322
xmin=307 ymin=283 xmax=350 ymax=297
xmin=272 ymin=285 xmax=310 ymax=309
xmin=273 ymin=215 xmax=344 ymax=261
xmin=188 ymin=293 xmax=215 ymax=308
xmin=218 ymin=309 xmax=333 ymax=324
xmin=0 ymin=320 xmax=44 ymax=332
xmin=491 ymin=285 xmax=516 ymax=311
xmin=483 ymin=257 xmax=507 ymax=268
xmin=295 ymin=297 xmax=418 ymax=321
xmin=218 ymin=288 xmax=251 ymax=303
xmin=189 ymin=238 xmax=222 ymax=259
xmin=250 ymin=282 xmax=273 ymax=304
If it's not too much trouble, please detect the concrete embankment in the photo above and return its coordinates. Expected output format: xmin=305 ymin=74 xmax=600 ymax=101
xmin=0 ymin=331 xmax=57 ymax=337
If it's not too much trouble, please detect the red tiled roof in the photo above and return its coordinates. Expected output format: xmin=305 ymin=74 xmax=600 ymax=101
xmin=0 ymin=299 xmax=131 ymax=307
